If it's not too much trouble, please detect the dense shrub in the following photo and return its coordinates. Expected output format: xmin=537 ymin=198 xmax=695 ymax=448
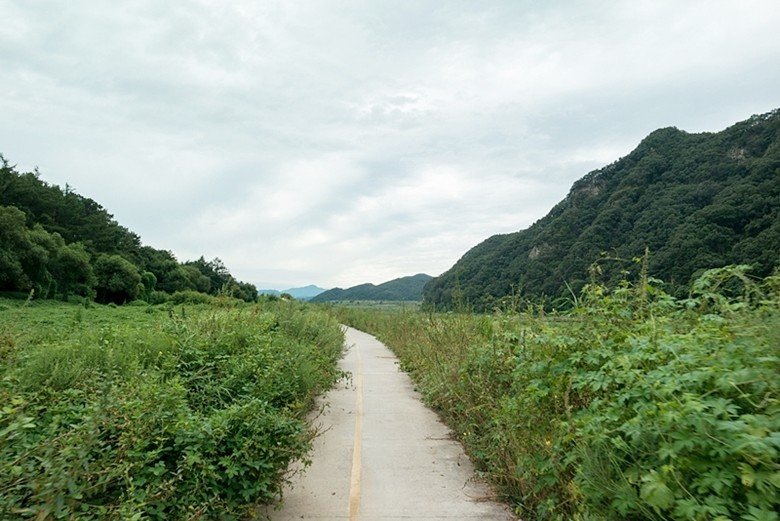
xmin=169 ymin=290 xmax=214 ymax=305
xmin=93 ymin=254 xmax=142 ymax=304
xmin=0 ymin=300 xmax=344 ymax=519
xmin=148 ymin=290 xmax=169 ymax=305
xmin=336 ymin=266 xmax=779 ymax=520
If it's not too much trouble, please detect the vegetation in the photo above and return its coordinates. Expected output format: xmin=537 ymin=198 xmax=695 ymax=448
xmin=0 ymin=156 xmax=258 ymax=304
xmin=0 ymin=297 xmax=344 ymax=519
xmin=425 ymin=110 xmax=780 ymax=310
xmin=4 ymin=109 xmax=778 ymax=521
xmin=311 ymin=273 xmax=432 ymax=303
xmin=335 ymin=266 xmax=780 ymax=520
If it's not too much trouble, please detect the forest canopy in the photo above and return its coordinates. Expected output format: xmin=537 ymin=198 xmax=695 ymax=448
xmin=0 ymin=156 xmax=257 ymax=304
xmin=424 ymin=110 xmax=780 ymax=310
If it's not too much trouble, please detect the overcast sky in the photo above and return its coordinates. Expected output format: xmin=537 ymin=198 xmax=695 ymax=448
xmin=1 ymin=1 xmax=778 ymax=289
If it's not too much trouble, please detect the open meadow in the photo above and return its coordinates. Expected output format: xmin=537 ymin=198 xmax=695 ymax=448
xmin=0 ymin=296 xmax=344 ymax=519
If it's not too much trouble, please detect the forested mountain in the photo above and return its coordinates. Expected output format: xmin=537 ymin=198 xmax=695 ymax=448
xmin=311 ymin=274 xmax=433 ymax=302
xmin=0 ymin=156 xmax=257 ymax=303
xmin=425 ymin=110 xmax=780 ymax=310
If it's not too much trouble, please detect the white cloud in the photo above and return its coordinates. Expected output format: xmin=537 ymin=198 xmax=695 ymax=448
xmin=1 ymin=0 xmax=778 ymax=289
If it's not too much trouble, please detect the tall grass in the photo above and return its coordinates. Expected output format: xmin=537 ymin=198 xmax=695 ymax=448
xmin=0 ymin=299 xmax=344 ymax=519
xmin=334 ymin=266 xmax=780 ymax=520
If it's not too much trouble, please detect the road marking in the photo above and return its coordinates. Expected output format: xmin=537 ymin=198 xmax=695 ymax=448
xmin=348 ymin=342 xmax=364 ymax=521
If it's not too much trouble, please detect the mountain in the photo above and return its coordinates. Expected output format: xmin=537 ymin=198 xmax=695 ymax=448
xmin=259 ymin=285 xmax=328 ymax=300
xmin=311 ymin=274 xmax=433 ymax=302
xmin=424 ymin=110 xmax=780 ymax=310
xmin=285 ymin=285 xmax=328 ymax=300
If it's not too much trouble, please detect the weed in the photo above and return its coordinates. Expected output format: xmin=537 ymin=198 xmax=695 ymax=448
xmin=0 ymin=298 xmax=344 ymax=519
xmin=333 ymin=267 xmax=779 ymax=520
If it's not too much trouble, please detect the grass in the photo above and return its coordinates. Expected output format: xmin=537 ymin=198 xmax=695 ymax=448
xmin=332 ymin=267 xmax=780 ymax=520
xmin=314 ymin=300 xmax=422 ymax=310
xmin=0 ymin=297 xmax=344 ymax=520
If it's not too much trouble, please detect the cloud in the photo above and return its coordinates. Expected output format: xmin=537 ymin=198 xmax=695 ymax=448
xmin=1 ymin=0 xmax=778 ymax=289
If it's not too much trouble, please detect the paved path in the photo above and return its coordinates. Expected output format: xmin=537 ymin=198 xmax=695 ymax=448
xmin=259 ymin=326 xmax=514 ymax=521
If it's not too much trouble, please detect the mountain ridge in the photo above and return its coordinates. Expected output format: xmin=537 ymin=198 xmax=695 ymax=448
xmin=258 ymin=285 xmax=328 ymax=300
xmin=311 ymin=273 xmax=433 ymax=302
xmin=424 ymin=109 xmax=780 ymax=310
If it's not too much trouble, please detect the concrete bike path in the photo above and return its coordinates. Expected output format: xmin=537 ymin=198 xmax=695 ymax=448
xmin=260 ymin=326 xmax=514 ymax=521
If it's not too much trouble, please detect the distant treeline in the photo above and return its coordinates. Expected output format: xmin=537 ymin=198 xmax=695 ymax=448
xmin=425 ymin=109 xmax=780 ymax=310
xmin=0 ymin=156 xmax=257 ymax=304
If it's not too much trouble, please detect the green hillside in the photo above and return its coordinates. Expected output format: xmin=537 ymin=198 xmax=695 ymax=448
xmin=0 ymin=157 xmax=257 ymax=303
xmin=424 ymin=110 xmax=780 ymax=310
xmin=311 ymin=273 xmax=433 ymax=302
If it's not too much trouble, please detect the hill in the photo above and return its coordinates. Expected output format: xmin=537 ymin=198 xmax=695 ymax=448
xmin=0 ymin=156 xmax=257 ymax=303
xmin=285 ymin=285 xmax=328 ymax=300
xmin=259 ymin=285 xmax=328 ymax=300
xmin=424 ymin=109 xmax=780 ymax=310
xmin=311 ymin=274 xmax=433 ymax=302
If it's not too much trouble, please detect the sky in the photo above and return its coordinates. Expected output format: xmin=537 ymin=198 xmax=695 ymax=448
xmin=1 ymin=1 xmax=779 ymax=290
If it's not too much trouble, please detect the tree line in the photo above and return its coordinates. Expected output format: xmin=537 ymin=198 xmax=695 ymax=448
xmin=0 ymin=156 xmax=257 ymax=304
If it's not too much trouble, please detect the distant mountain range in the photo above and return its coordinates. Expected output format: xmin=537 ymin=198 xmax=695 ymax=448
xmin=424 ymin=109 xmax=780 ymax=310
xmin=258 ymin=285 xmax=328 ymax=300
xmin=311 ymin=274 xmax=433 ymax=302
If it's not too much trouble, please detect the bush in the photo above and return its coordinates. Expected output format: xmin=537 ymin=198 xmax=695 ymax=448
xmin=0 ymin=301 xmax=344 ymax=519
xmin=148 ymin=291 xmax=170 ymax=305
xmin=93 ymin=254 xmax=142 ymax=304
xmin=335 ymin=267 xmax=780 ymax=520
xmin=169 ymin=290 xmax=214 ymax=305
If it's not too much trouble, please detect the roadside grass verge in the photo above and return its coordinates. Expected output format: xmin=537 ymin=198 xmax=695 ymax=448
xmin=333 ymin=266 xmax=780 ymax=520
xmin=0 ymin=298 xmax=344 ymax=520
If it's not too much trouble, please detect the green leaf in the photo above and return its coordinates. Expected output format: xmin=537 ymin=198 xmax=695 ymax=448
xmin=641 ymin=472 xmax=675 ymax=510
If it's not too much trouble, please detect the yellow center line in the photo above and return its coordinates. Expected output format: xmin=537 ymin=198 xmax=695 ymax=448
xmin=348 ymin=341 xmax=364 ymax=521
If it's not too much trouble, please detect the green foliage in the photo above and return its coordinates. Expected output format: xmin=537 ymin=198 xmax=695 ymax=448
xmin=335 ymin=267 xmax=780 ymax=520
xmin=426 ymin=110 xmax=780 ymax=310
xmin=0 ymin=299 xmax=344 ymax=519
xmin=0 ymin=157 xmax=141 ymax=257
xmin=169 ymin=290 xmax=216 ymax=305
xmin=0 ymin=205 xmax=94 ymax=299
xmin=147 ymin=291 xmax=170 ymax=305
xmin=0 ymin=205 xmax=36 ymax=290
xmin=51 ymin=241 xmax=95 ymax=298
xmin=139 ymin=271 xmax=156 ymax=300
xmin=0 ymin=158 xmax=259 ymax=305
xmin=93 ymin=254 xmax=142 ymax=304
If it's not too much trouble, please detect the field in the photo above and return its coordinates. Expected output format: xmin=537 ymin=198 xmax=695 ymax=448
xmin=0 ymin=296 xmax=344 ymax=519
xmin=333 ymin=266 xmax=780 ymax=520
xmin=2 ymin=265 xmax=778 ymax=520
xmin=315 ymin=300 xmax=422 ymax=310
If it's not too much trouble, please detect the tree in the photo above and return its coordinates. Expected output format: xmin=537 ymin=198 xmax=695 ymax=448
xmin=184 ymin=256 xmax=232 ymax=295
xmin=139 ymin=271 xmax=157 ymax=301
xmin=233 ymin=281 xmax=258 ymax=302
xmin=182 ymin=265 xmax=211 ymax=293
xmin=0 ymin=205 xmax=66 ymax=297
xmin=50 ymin=239 xmax=95 ymax=299
xmin=156 ymin=265 xmax=195 ymax=293
xmin=0 ymin=205 xmax=32 ymax=291
xmin=94 ymin=254 xmax=142 ymax=304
